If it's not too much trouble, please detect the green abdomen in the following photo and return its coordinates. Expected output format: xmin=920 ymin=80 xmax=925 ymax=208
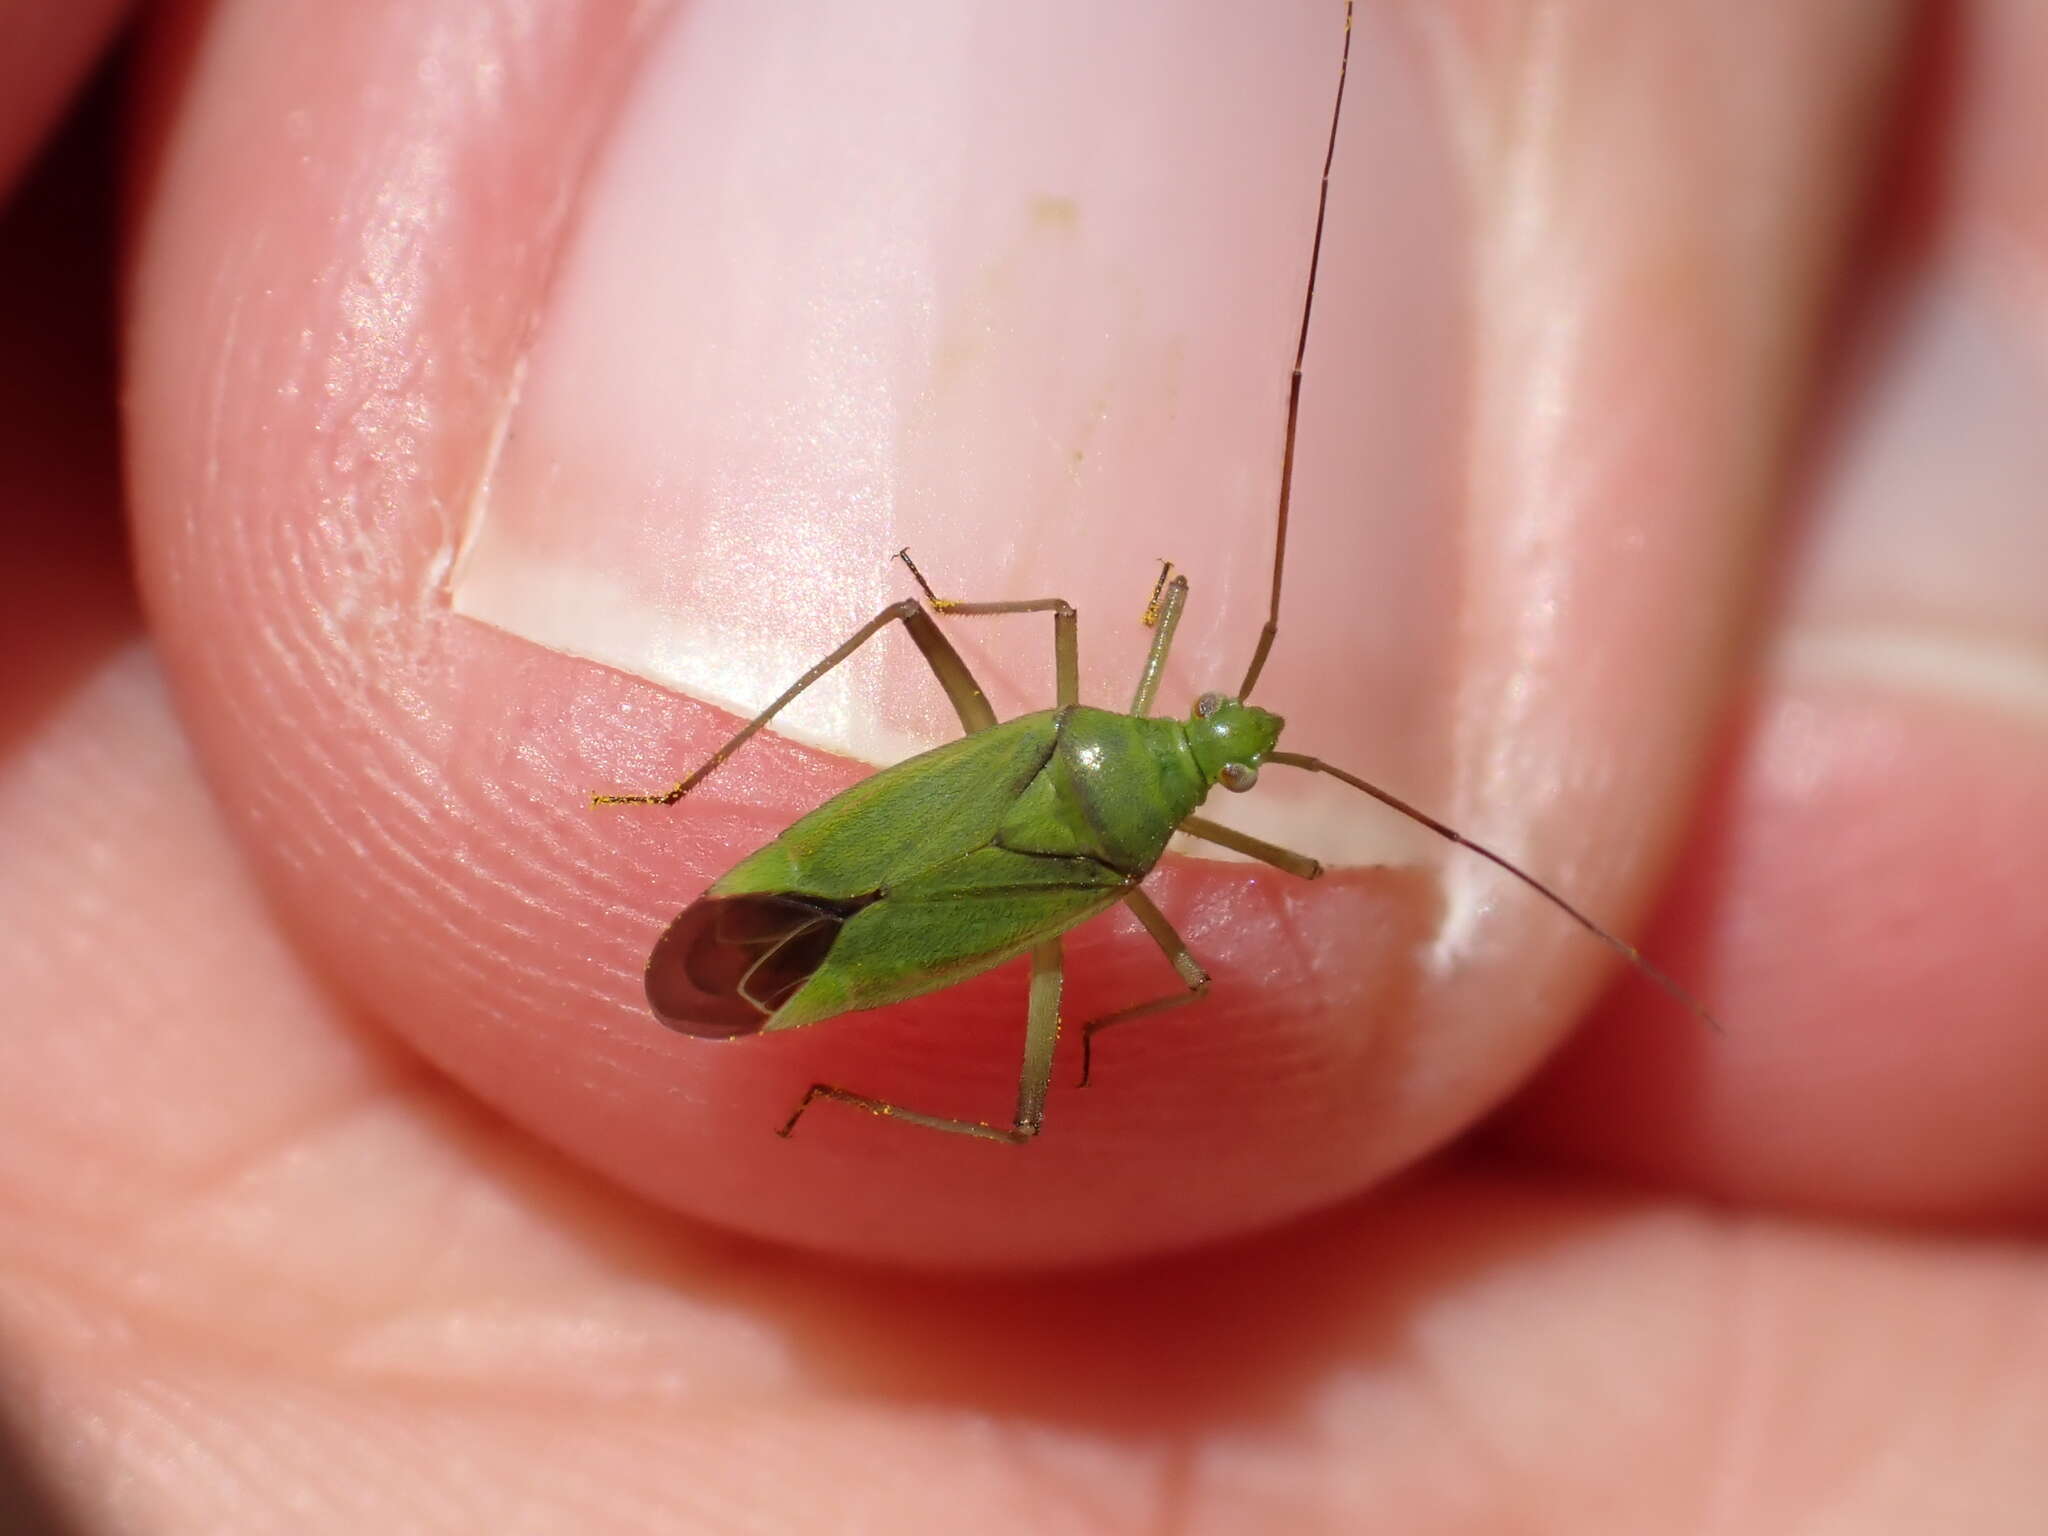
xmin=993 ymin=707 xmax=1206 ymax=877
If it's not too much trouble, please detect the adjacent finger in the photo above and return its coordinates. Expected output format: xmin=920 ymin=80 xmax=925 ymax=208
xmin=1504 ymin=0 xmax=2048 ymax=1221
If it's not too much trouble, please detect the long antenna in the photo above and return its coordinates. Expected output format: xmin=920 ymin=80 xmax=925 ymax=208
xmin=1239 ymin=0 xmax=1353 ymax=701
xmin=1268 ymin=751 xmax=1725 ymax=1031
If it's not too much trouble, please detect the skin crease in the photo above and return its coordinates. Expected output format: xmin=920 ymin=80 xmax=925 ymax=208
xmin=0 ymin=1 xmax=2042 ymax=1532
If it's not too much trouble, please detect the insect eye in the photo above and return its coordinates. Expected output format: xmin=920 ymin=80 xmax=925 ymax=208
xmin=1195 ymin=692 xmax=1224 ymax=718
xmin=1219 ymin=762 xmax=1258 ymax=793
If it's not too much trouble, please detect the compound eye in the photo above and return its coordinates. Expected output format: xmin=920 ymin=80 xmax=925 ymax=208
xmin=1219 ymin=761 xmax=1258 ymax=793
xmin=1194 ymin=692 xmax=1224 ymax=719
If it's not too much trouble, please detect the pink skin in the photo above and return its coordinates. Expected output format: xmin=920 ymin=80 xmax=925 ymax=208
xmin=2 ymin=0 xmax=2046 ymax=1528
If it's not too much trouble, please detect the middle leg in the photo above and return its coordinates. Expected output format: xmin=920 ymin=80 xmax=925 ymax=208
xmin=896 ymin=549 xmax=1079 ymax=708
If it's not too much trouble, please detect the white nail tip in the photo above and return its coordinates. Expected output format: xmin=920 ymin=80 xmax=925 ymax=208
xmin=1782 ymin=626 xmax=2048 ymax=725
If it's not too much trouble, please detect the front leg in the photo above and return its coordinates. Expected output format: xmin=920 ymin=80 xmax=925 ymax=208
xmin=1178 ymin=815 xmax=1322 ymax=879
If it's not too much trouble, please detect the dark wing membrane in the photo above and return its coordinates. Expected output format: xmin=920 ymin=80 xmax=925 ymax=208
xmin=646 ymin=892 xmax=876 ymax=1037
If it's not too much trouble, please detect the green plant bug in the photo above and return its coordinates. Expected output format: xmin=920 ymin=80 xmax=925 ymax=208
xmin=594 ymin=1 xmax=1718 ymax=1143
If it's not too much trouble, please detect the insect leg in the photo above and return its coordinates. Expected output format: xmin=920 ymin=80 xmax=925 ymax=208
xmin=1177 ymin=815 xmax=1322 ymax=879
xmin=1078 ymin=890 xmax=1209 ymax=1088
xmin=778 ymin=940 xmax=1064 ymax=1144
xmin=1128 ymin=575 xmax=1188 ymax=716
xmin=590 ymin=598 xmax=995 ymax=806
xmin=896 ymin=549 xmax=1078 ymax=708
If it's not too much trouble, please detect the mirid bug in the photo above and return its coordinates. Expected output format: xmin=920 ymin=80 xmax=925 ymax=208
xmin=595 ymin=2 xmax=1717 ymax=1143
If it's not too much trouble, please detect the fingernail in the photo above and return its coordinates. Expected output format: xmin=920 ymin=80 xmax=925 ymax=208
xmin=1779 ymin=258 xmax=2048 ymax=721
xmin=451 ymin=0 xmax=1462 ymax=864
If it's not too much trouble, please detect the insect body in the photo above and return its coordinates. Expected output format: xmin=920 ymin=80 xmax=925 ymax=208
xmin=595 ymin=2 xmax=1713 ymax=1142
xmin=598 ymin=557 xmax=1331 ymax=1144
xmin=654 ymin=696 xmax=1278 ymax=1038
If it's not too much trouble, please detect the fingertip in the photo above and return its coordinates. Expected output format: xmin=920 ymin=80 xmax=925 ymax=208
xmin=122 ymin=0 xmax=1917 ymax=1266
xmin=120 ymin=0 xmax=1497 ymax=1266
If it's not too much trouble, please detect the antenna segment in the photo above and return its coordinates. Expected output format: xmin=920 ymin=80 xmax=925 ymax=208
xmin=1238 ymin=0 xmax=1353 ymax=702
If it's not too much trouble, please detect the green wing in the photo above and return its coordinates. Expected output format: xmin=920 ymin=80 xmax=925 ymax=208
xmin=764 ymin=846 xmax=1126 ymax=1029
xmin=710 ymin=711 xmax=1062 ymax=900
xmin=652 ymin=713 xmax=1139 ymax=1034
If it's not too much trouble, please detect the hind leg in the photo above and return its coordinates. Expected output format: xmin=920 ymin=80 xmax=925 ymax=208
xmin=591 ymin=597 xmax=999 ymax=807
xmin=779 ymin=940 xmax=1065 ymax=1144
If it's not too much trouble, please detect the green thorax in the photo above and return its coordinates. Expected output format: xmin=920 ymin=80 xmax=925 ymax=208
xmin=991 ymin=706 xmax=1209 ymax=876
